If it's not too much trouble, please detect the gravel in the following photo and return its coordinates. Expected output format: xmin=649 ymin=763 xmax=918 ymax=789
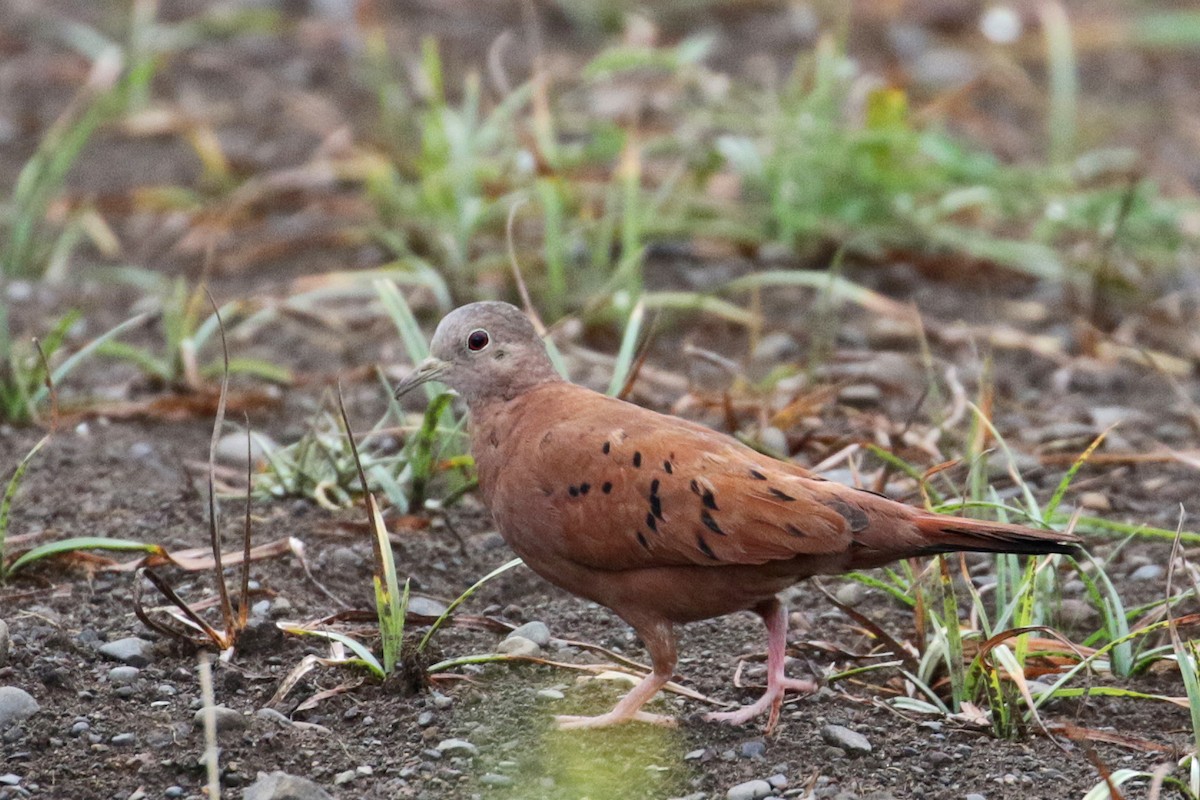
xmin=820 ymin=724 xmax=873 ymax=756
xmin=0 ymin=687 xmax=40 ymax=731
xmin=97 ymin=637 xmax=155 ymax=667
xmin=726 ymin=778 xmax=774 ymax=800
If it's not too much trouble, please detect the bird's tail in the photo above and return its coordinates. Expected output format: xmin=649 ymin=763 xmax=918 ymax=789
xmin=911 ymin=512 xmax=1082 ymax=557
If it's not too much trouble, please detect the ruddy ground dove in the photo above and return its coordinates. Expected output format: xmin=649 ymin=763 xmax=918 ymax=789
xmin=394 ymin=301 xmax=1082 ymax=732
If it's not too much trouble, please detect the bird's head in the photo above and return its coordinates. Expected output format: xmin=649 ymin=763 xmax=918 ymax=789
xmin=393 ymin=301 xmax=561 ymax=406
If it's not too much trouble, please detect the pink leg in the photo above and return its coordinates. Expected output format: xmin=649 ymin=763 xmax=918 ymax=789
xmin=556 ymin=617 xmax=679 ymax=730
xmin=704 ymin=599 xmax=816 ymax=733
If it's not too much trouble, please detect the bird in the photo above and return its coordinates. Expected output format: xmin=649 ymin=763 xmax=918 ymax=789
xmin=393 ymin=301 xmax=1082 ymax=732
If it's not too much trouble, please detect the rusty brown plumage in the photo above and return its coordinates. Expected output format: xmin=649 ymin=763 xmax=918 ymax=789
xmin=395 ymin=302 xmax=1082 ymax=732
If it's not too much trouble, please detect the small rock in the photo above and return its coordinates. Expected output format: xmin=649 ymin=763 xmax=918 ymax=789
xmin=98 ymin=637 xmax=155 ymax=667
xmin=767 ymin=773 xmax=787 ymax=789
xmin=480 ymin=773 xmax=513 ymax=787
xmin=739 ymin=739 xmax=766 ymax=759
xmin=508 ymin=621 xmax=551 ymax=647
xmin=407 ymin=596 xmax=450 ymax=617
xmin=726 ymin=778 xmax=773 ymax=800
xmin=193 ymin=706 xmax=248 ymax=735
xmin=0 ymin=619 xmax=8 ymax=666
xmin=108 ymin=666 xmax=140 ymax=685
xmin=417 ymin=711 xmax=434 ymax=727
xmin=255 ymin=708 xmax=292 ymax=727
xmin=333 ymin=770 xmax=356 ymax=785
xmin=684 ymin=748 xmax=707 ymax=761
xmin=243 ymin=771 xmax=334 ymax=800
xmin=834 ymin=582 xmax=866 ymax=607
xmin=535 ymin=688 xmax=564 ymax=701
xmin=496 ymin=635 xmax=540 ymax=657
xmin=0 ymin=687 xmax=40 ymax=730
xmin=1058 ymin=598 xmax=1099 ymax=628
xmin=1078 ymin=492 xmax=1111 ymax=512
xmin=839 ymin=384 xmax=882 ymax=406
xmin=431 ymin=692 xmax=453 ymax=709
xmin=0 ymin=774 xmax=19 ymax=786
xmin=111 ymin=732 xmax=136 ymax=746
xmin=436 ymin=738 xmax=479 ymax=757
xmin=214 ymin=432 xmax=277 ymax=468
xmin=820 ymin=724 xmax=872 ymax=756
xmin=966 ymin=794 xmax=986 ymax=800
xmin=69 ymin=720 xmax=89 ymax=736
xmin=1129 ymin=564 xmax=1165 ymax=582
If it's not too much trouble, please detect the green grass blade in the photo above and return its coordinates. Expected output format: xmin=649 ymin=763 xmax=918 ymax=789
xmin=31 ymin=312 xmax=152 ymax=407
xmin=417 ymin=557 xmax=524 ymax=653
xmin=7 ymin=537 xmax=161 ymax=575
xmin=0 ymin=435 xmax=50 ymax=576
xmin=606 ymin=298 xmax=645 ymax=397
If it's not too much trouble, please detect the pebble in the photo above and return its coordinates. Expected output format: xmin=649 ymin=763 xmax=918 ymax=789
xmin=111 ymin=732 xmax=136 ymax=746
xmin=97 ymin=637 xmax=155 ymax=667
xmin=69 ymin=720 xmax=89 ymax=736
xmin=417 ymin=711 xmax=435 ymax=727
xmin=0 ymin=687 xmax=40 ymax=730
xmin=243 ymin=771 xmax=334 ymax=800
xmin=480 ymin=773 xmax=513 ymax=787
xmin=535 ymin=688 xmax=565 ymax=701
xmin=436 ymin=738 xmax=479 ymax=757
xmin=407 ymin=596 xmax=450 ymax=617
xmin=0 ymin=619 xmax=8 ymax=666
xmin=726 ymin=778 xmax=773 ymax=800
xmin=834 ymin=582 xmax=866 ymax=607
xmin=1129 ymin=564 xmax=1165 ymax=582
xmin=508 ymin=621 xmax=551 ymax=647
xmin=333 ymin=770 xmax=356 ymax=785
xmin=496 ymin=636 xmax=540 ymax=657
xmin=966 ymin=794 xmax=986 ymax=800
xmin=164 ymin=787 xmax=184 ymax=798
xmin=1078 ymin=492 xmax=1111 ymax=512
xmin=684 ymin=748 xmax=707 ymax=761
xmin=767 ymin=774 xmax=787 ymax=789
xmin=431 ymin=692 xmax=453 ymax=709
xmin=108 ymin=666 xmax=140 ymax=685
xmin=820 ymin=724 xmax=872 ymax=756
xmin=193 ymin=705 xmax=249 ymax=735
xmin=739 ymin=739 xmax=766 ymax=759
xmin=255 ymin=708 xmax=292 ymax=727
xmin=1058 ymin=598 xmax=1098 ymax=628
xmin=0 ymin=774 xmax=19 ymax=786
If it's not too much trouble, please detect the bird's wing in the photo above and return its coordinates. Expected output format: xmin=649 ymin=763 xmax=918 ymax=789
xmin=493 ymin=388 xmax=875 ymax=572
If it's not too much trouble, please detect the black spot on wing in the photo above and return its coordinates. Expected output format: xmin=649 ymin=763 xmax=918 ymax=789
xmin=696 ymin=535 xmax=719 ymax=560
xmin=645 ymin=513 xmax=658 ymax=533
xmin=663 ymin=460 xmax=673 ymax=474
xmin=602 ymin=441 xmax=611 ymax=454
xmin=749 ymin=469 xmax=767 ymax=480
xmin=579 ymin=483 xmax=590 ymax=495
xmin=650 ymin=494 xmax=663 ymax=521
xmin=633 ymin=451 xmax=642 ymax=468
xmin=826 ymin=498 xmax=869 ymax=532
xmin=636 ymin=531 xmax=650 ymax=549
xmin=785 ymin=524 xmax=808 ymax=537
xmin=700 ymin=510 xmax=726 ymax=536
xmin=602 ymin=482 xmax=613 ymax=494
xmin=702 ymin=491 xmax=718 ymax=511
xmin=768 ymin=487 xmax=796 ymax=502
xmin=568 ymin=486 xmax=579 ymax=498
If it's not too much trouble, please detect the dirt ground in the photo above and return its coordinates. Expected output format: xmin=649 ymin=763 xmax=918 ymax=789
xmin=2 ymin=2 xmax=1200 ymax=799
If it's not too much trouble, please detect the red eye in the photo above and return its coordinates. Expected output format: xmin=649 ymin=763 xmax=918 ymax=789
xmin=467 ymin=329 xmax=489 ymax=351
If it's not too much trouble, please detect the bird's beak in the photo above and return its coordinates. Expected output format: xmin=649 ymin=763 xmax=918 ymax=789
xmin=393 ymin=357 xmax=449 ymax=398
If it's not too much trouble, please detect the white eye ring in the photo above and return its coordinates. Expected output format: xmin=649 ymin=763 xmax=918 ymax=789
xmin=467 ymin=329 xmax=490 ymax=351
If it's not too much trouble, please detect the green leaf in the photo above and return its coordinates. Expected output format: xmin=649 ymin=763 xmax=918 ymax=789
xmin=7 ymin=536 xmax=161 ymax=575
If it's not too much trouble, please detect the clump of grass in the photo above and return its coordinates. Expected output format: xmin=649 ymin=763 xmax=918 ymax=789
xmin=95 ymin=273 xmax=290 ymax=390
xmin=0 ymin=311 xmax=150 ymax=425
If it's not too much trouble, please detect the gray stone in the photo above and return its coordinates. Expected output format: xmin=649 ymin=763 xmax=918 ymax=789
xmin=108 ymin=666 xmax=140 ymax=685
xmin=820 ymin=724 xmax=872 ymax=755
xmin=98 ymin=637 xmax=155 ymax=667
xmin=1058 ymin=598 xmax=1099 ymax=628
xmin=436 ymin=738 xmax=478 ymax=757
xmin=111 ymin=732 xmax=136 ymax=746
xmin=966 ymin=793 xmax=987 ymax=800
xmin=535 ymin=688 xmax=564 ymax=701
xmin=727 ymin=779 xmax=773 ymax=800
xmin=0 ymin=774 xmax=19 ymax=786
xmin=767 ymin=774 xmax=787 ymax=789
xmin=739 ymin=739 xmax=766 ymax=759
xmin=480 ymin=773 xmax=513 ymax=787
xmin=834 ymin=581 xmax=866 ymax=607
xmin=509 ymin=621 xmax=551 ymax=647
xmin=0 ymin=687 xmax=39 ymax=730
xmin=243 ymin=771 xmax=334 ymax=800
xmin=255 ymin=708 xmax=292 ymax=727
xmin=1129 ymin=564 xmax=1165 ymax=582
xmin=407 ymin=596 xmax=450 ymax=617
xmin=193 ymin=705 xmax=248 ymax=735
xmin=0 ymin=619 xmax=8 ymax=666
xmin=417 ymin=711 xmax=434 ymax=727
xmin=496 ymin=635 xmax=540 ymax=657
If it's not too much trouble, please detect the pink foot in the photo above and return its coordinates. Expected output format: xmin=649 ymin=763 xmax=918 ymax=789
xmin=704 ymin=678 xmax=817 ymax=728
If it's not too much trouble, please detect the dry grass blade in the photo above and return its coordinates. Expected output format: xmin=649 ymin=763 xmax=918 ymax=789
xmin=203 ymin=288 xmax=237 ymax=638
xmin=816 ymin=580 xmax=920 ymax=676
xmin=134 ymin=567 xmax=227 ymax=646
